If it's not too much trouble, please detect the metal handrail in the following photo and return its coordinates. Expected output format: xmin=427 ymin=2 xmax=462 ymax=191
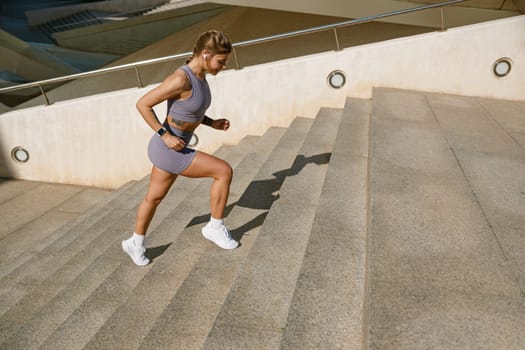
xmin=0 ymin=0 xmax=466 ymax=102
xmin=232 ymin=0 xmax=466 ymax=48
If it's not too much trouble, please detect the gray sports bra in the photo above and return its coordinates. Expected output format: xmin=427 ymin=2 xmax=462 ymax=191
xmin=166 ymin=65 xmax=212 ymax=123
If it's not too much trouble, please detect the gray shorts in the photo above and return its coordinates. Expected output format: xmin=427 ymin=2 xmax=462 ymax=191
xmin=147 ymin=129 xmax=196 ymax=175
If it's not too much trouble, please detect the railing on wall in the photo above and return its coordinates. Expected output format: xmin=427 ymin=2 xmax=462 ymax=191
xmin=0 ymin=0 xmax=467 ymax=106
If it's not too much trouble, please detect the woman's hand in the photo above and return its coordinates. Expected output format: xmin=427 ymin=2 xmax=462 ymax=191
xmin=161 ymin=134 xmax=186 ymax=151
xmin=211 ymin=118 xmax=230 ymax=131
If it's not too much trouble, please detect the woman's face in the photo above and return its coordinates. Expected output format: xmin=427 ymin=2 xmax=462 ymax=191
xmin=205 ymin=53 xmax=230 ymax=75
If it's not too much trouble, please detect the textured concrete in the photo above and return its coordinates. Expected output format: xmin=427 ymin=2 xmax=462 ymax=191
xmin=425 ymin=92 xmax=525 ymax=291
xmin=0 ymin=180 xmax=125 ymax=281
xmin=0 ymin=179 xmax=40 ymax=204
xmin=1 ymin=89 xmax=523 ymax=349
xmin=280 ymin=99 xmax=370 ymax=350
xmin=0 ymin=187 xmax=113 ymax=266
xmin=137 ymin=122 xmax=310 ymax=349
xmin=0 ymin=180 xmax=143 ymax=290
xmin=0 ymin=183 xmax=82 ymax=238
xmin=477 ymin=98 xmax=525 ymax=141
xmin=0 ymin=180 xmax=148 ymax=345
xmin=367 ymin=88 xmax=525 ymax=350
xmin=69 ymin=130 xmax=284 ymax=350
xmin=369 ymin=280 xmax=525 ymax=349
xmin=0 ymin=210 xmax=79 ymax=264
xmin=85 ymin=125 xmax=297 ymax=349
xmin=4 ymin=258 xmax=121 ymax=350
xmin=0 ymin=208 xmax=129 ymax=346
xmin=203 ymin=108 xmax=341 ymax=347
xmin=0 ymin=136 xmax=254 ymax=349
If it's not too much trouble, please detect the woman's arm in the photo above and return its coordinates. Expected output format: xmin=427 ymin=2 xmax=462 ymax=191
xmin=136 ymin=70 xmax=187 ymax=132
xmin=136 ymin=70 xmax=189 ymax=150
xmin=202 ymin=115 xmax=230 ymax=131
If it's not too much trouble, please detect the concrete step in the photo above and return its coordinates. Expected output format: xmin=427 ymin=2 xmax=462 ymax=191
xmin=0 ymin=142 xmax=237 ymax=348
xmin=79 ymin=125 xmax=292 ymax=350
xmin=0 ymin=179 xmax=149 ymax=343
xmin=133 ymin=119 xmax=313 ymax=349
xmin=0 ymin=179 xmax=144 ymax=289
xmin=2 ymin=88 xmax=522 ymax=349
xmin=0 ymin=143 xmax=232 ymax=298
xmin=366 ymin=88 xmax=525 ymax=349
xmin=0 ymin=133 xmax=272 ymax=349
xmin=0 ymin=181 xmax=88 ymax=239
xmin=280 ymin=98 xmax=371 ymax=349
xmin=202 ymin=107 xmax=342 ymax=348
xmin=0 ymin=180 xmax=134 ymax=281
xmin=0 ymin=183 xmax=115 ymax=270
xmin=477 ymin=97 xmax=525 ymax=149
xmin=425 ymin=92 xmax=525 ymax=290
xmin=0 ymin=179 xmax=40 ymax=204
xmin=33 ymin=130 xmax=283 ymax=350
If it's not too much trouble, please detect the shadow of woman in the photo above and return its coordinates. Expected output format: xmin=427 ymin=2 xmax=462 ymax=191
xmin=145 ymin=243 xmax=172 ymax=262
xmin=148 ymin=152 xmax=331 ymax=257
xmin=189 ymin=152 xmax=331 ymax=238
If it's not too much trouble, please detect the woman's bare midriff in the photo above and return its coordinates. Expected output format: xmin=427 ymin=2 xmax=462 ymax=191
xmin=167 ymin=116 xmax=200 ymax=133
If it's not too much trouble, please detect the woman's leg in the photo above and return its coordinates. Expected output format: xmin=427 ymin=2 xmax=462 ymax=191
xmin=134 ymin=166 xmax=177 ymax=235
xmin=181 ymin=151 xmax=237 ymax=249
xmin=181 ymin=151 xmax=233 ymax=219
xmin=123 ymin=166 xmax=177 ymax=266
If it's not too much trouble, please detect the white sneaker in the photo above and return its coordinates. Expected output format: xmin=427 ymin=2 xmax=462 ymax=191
xmin=202 ymin=224 xmax=239 ymax=250
xmin=122 ymin=239 xmax=150 ymax=266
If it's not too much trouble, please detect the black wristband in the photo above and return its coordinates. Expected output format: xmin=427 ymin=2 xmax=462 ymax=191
xmin=202 ymin=116 xmax=213 ymax=126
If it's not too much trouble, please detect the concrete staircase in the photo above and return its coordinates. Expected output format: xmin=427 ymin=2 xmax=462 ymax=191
xmin=37 ymin=10 xmax=109 ymax=40
xmin=0 ymin=88 xmax=524 ymax=349
xmin=145 ymin=0 xmax=208 ymax=15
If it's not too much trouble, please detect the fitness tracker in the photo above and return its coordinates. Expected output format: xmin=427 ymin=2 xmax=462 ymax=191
xmin=157 ymin=127 xmax=167 ymax=136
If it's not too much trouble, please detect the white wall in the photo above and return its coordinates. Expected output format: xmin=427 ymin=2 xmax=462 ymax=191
xmin=0 ymin=16 xmax=523 ymax=188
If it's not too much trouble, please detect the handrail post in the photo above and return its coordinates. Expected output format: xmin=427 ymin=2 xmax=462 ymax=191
xmin=134 ymin=66 xmax=144 ymax=88
xmin=440 ymin=7 xmax=446 ymax=31
xmin=38 ymin=84 xmax=50 ymax=106
xmin=232 ymin=47 xmax=240 ymax=70
xmin=333 ymin=28 xmax=341 ymax=51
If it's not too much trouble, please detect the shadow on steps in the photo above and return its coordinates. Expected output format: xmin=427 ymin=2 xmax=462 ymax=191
xmin=146 ymin=152 xmax=332 ymax=257
xmin=144 ymin=242 xmax=172 ymax=262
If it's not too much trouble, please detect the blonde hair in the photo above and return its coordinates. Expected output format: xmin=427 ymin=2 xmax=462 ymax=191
xmin=186 ymin=30 xmax=232 ymax=64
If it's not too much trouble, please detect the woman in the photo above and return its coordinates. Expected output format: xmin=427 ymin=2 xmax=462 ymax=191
xmin=122 ymin=30 xmax=238 ymax=267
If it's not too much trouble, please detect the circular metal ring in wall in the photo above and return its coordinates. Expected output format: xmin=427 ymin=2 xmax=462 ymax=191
xmin=492 ymin=58 xmax=512 ymax=78
xmin=11 ymin=146 xmax=30 ymax=163
xmin=327 ymin=70 xmax=346 ymax=89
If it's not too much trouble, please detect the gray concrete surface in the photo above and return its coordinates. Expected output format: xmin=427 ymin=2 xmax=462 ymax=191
xmin=203 ymin=108 xmax=341 ymax=348
xmin=280 ymin=99 xmax=370 ymax=350
xmin=0 ymin=180 xmax=115 ymax=277
xmin=0 ymin=135 xmax=256 ymax=349
xmin=0 ymin=89 xmax=523 ymax=349
xmin=83 ymin=127 xmax=289 ymax=350
xmin=367 ymin=88 xmax=525 ymax=350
